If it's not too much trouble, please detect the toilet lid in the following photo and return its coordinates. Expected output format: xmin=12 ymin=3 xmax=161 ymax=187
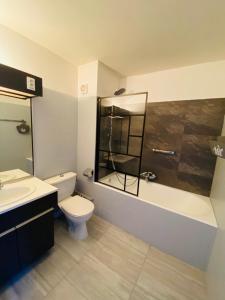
xmin=59 ymin=195 xmax=94 ymax=217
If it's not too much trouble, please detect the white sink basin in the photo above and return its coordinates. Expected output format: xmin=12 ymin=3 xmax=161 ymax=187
xmin=0 ymin=184 xmax=36 ymax=207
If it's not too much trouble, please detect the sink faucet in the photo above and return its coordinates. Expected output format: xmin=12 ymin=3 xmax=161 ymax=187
xmin=140 ymin=171 xmax=157 ymax=182
xmin=0 ymin=180 xmax=4 ymax=190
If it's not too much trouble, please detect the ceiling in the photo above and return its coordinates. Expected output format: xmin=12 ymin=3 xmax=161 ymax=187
xmin=1 ymin=0 xmax=225 ymax=76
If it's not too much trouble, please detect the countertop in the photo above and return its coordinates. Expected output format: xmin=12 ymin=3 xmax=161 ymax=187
xmin=0 ymin=176 xmax=58 ymax=215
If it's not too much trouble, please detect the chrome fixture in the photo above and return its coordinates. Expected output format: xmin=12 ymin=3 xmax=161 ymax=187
xmin=140 ymin=171 xmax=157 ymax=182
xmin=114 ymin=88 xmax=126 ymax=96
xmin=0 ymin=119 xmax=30 ymax=134
xmin=152 ymin=148 xmax=176 ymax=156
xmin=209 ymin=136 xmax=225 ymax=159
xmin=0 ymin=180 xmax=4 ymax=190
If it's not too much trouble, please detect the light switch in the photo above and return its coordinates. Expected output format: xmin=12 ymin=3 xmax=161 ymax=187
xmin=26 ymin=76 xmax=36 ymax=91
xmin=80 ymin=83 xmax=88 ymax=95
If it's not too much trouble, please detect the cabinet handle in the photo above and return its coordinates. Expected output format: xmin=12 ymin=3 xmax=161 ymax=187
xmin=0 ymin=227 xmax=16 ymax=238
xmin=16 ymin=208 xmax=54 ymax=229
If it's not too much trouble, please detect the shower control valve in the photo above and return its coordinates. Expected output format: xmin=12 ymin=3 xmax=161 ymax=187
xmin=140 ymin=171 xmax=157 ymax=182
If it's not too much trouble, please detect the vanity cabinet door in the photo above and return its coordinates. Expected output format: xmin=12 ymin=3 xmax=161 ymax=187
xmin=0 ymin=230 xmax=20 ymax=285
xmin=17 ymin=210 xmax=54 ymax=267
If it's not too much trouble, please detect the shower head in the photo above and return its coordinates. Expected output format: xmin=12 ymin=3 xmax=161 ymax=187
xmin=16 ymin=121 xmax=30 ymax=134
xmin=114 ymin=88 xmax=126 ymax=96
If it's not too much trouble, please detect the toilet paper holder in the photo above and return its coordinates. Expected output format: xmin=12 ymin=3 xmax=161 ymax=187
xmin=83 ymin=168 xmax=94 ymax=178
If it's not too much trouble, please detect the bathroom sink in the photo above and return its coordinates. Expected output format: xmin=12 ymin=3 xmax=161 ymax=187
xmin=0 ymin=184 xmax=36 ymax=207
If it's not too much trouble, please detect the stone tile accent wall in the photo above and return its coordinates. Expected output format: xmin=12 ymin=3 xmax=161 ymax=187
xmin=141 ymin=99 xmax=225 ymax=196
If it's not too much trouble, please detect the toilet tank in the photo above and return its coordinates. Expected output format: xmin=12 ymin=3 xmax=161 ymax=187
xmin=45 ymin=172 xmax=77 ymax=202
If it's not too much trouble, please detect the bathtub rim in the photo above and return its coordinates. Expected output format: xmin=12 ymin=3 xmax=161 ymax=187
xmin=95 ymin=181 xmax=217 ymax=228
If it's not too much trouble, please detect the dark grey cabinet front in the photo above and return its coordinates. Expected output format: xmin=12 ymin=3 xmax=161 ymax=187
xmin=17 ymin=210 xmax=54 ymax=267
xmin=0 ymin=192 xmax=57 ymax=286
xmin=0 ymin=230 xmax=20 ymax=284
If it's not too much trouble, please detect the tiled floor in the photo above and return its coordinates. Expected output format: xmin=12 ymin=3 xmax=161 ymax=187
xmin=0 ymin=215 xmax=207 ymax=300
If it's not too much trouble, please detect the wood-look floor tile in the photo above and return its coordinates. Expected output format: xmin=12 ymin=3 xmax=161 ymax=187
xmin=135 ymin=248 xmax=206 ymax=300
xmin=106 ymin=224 xmax=149 ymax=255
xmin=130 ymin=285 xmax=158 ymax=300
xmin=66 ymin=254 xmax=133 ymax=300
xmin=89 ymin=238 xmax=144 ymax=284
xmin=1 ymin=269 xmax=51 ymax=300
xmin=0 ymin=286 xmax=19 ymax=300
xmin=87 ymin=214 xmax=111 ymax=240
xmin=35 ymin=245 xmax=77 ymax=288
xmin=100 ymin=232 xmax=147 ymax=266
xmin=44 ymin=278 xmax=87 ymax=300
xmin=55 ymin=224 xmax=97 ymax=262
xmin=147 ymin=247 xmax=206 ymax=286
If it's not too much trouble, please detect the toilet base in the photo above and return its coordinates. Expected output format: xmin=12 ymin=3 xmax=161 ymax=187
xmin=68 ymin=220 xmax=88 ymax=240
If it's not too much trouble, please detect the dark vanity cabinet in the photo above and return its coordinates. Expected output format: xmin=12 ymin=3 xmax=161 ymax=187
xmin=0 ymin=230 xmax=20 ymax=283
xmin=0 ymin=192 xmax=57 ymax=286
xmin=17 ymin=210 xmax=54 ymax=267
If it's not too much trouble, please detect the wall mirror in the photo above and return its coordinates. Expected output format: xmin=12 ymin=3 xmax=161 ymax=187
xmin=0 ymin=95 xmax=33 ymax=182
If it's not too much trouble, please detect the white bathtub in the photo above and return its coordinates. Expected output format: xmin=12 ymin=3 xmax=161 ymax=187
xmin=79 ymin=172 xmax=217 ymax=270
xmin=139 ymin=180 xmax=217 ymax=226
xmin=99 ymin=172 xmax=216 ymax=227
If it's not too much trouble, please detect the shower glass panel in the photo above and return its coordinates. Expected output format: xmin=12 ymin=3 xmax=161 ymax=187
xmin=95 ymin=93 xmax=147 ymax=196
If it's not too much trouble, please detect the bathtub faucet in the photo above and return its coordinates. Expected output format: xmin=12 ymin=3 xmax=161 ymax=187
xmin=140 ymin=171 xmax=157 ymax=182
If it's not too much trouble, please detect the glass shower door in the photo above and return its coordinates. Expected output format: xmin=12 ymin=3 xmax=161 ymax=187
xmin=95 ymin=93 xmax=147 ymax=196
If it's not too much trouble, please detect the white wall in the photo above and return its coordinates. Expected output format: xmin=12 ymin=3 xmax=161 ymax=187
xmin=0 ymin=25 xmax=77 ymax=178
xmin=76 ymin=61 xmax=121 ymax=181
xmin=123 ymin=60 xmax=225 ymax=102
xmin=97 ymin=62 xmax=122 ymax=97
xmin=76 ymin=61 xmax=98 ymax=179
xmin=0 ymin=25 xmax=76 ymax=96
xmin=207 ymin=120 xmax=225 ymax=300
xmin=32 ymin=89 xmax=77 ymax=179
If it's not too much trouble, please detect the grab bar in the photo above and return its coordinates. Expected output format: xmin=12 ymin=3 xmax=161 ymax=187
xmin=152 ymin=148 xmax=176 ymax=156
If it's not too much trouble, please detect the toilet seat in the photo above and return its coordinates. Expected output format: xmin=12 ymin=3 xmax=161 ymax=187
xmin=59 ymin=195 xmax=94 ymax=217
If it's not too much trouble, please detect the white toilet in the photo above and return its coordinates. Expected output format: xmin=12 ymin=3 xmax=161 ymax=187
xmin=45 ymin=172 xmax=94 ymax=240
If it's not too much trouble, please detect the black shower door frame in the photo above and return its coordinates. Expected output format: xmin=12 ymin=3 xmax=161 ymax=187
xmin=95 ymin=92 xmax=148 ymax=196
